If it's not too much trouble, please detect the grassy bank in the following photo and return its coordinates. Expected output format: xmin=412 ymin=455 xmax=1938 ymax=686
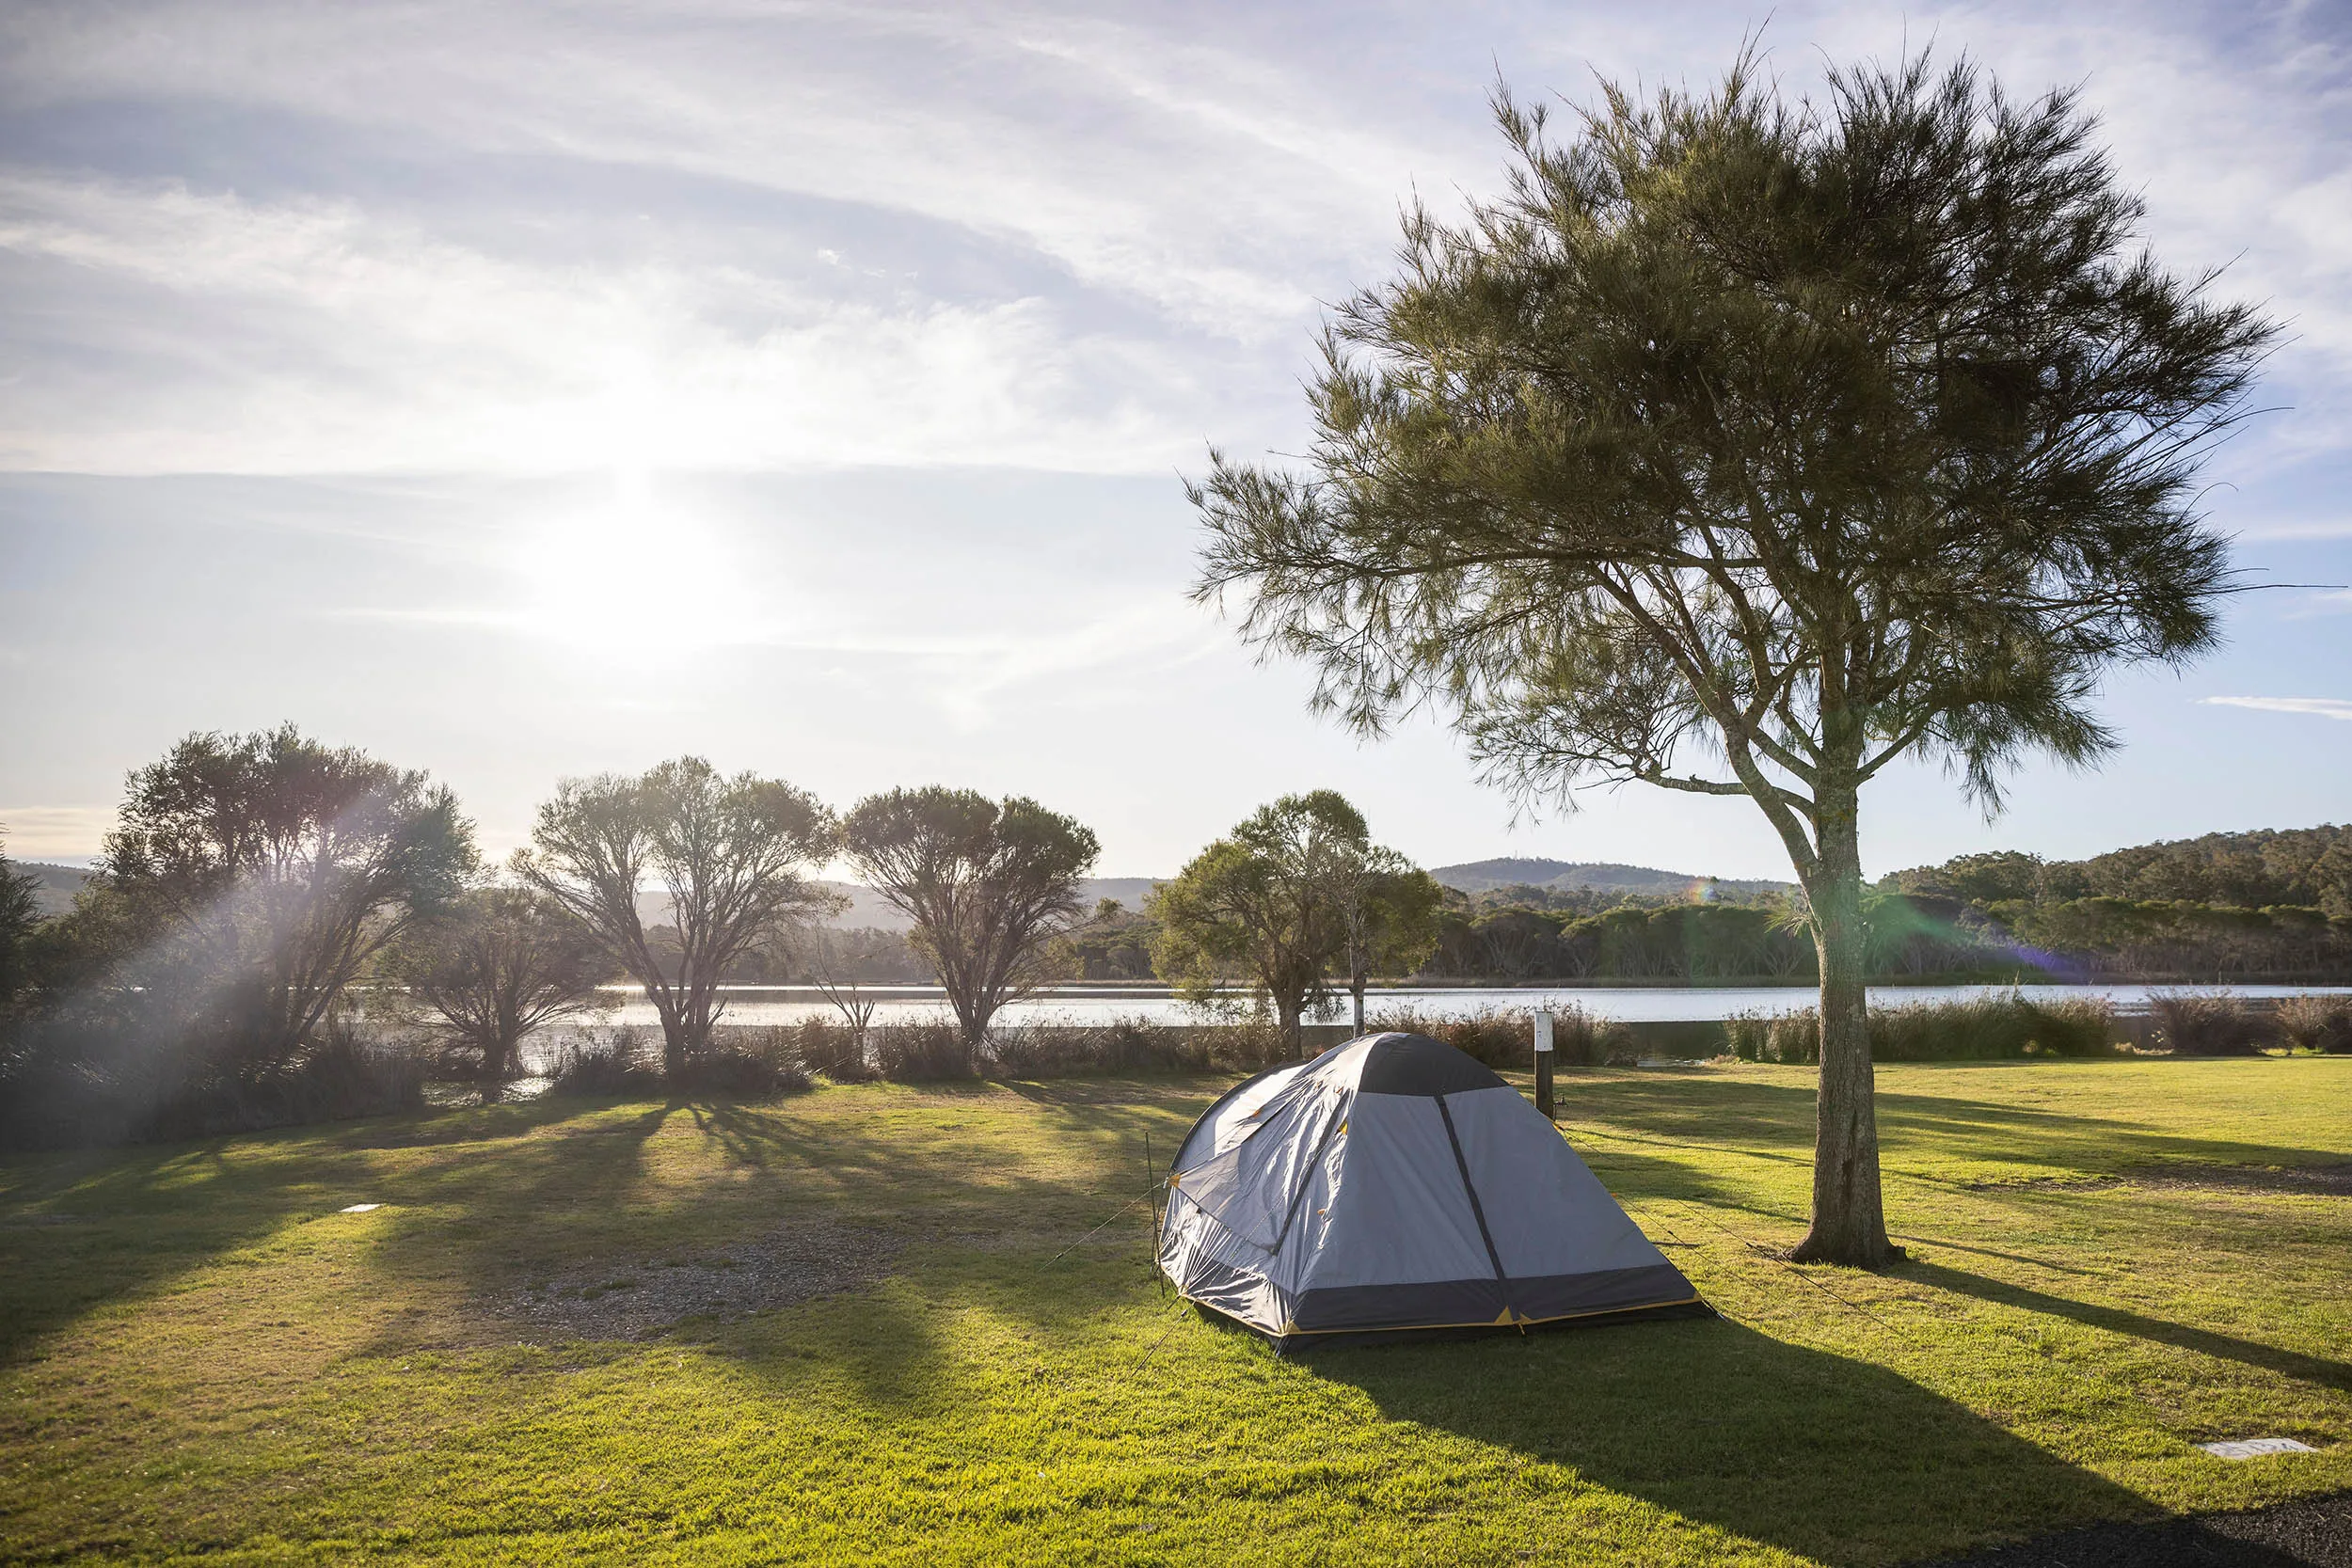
xmin=3 ymin=1058 xmax=2347 ymax=1565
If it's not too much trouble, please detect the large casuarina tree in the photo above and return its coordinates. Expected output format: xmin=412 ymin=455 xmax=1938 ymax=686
xmin=1190 ymin=54 xmax=2272 ymax=1265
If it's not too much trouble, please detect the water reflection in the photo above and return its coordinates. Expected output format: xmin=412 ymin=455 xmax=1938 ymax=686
xmin=584 ymin=980 xmax=2352 ymax=1031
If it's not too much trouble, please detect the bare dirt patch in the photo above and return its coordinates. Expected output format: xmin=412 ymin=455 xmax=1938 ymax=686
xmin=1960 ymin=1164 xmax=2352 ymax=1197
xmin=1957 ymin=1173 xmax=2124 ymax=1193
xmin=489 ymin=1222 xmax=903 ymax=1340
xmin=2128 ymin=1164 xmax=2352 ymax=1196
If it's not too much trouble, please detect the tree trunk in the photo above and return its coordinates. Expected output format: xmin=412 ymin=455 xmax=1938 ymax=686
xmin=1277 ymin=990 xmax=1304 ymax=1059
xmin=652 ymin=988 xmax=693 ymax=1078
xmin=1351 ymin=969 xmax=1366 ymax=1036
xmin=1789 ymin=782 xmax=1899 ymax=1267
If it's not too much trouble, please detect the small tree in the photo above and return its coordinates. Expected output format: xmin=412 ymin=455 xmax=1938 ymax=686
xmin=1331 ymin=850 xmax=1444 ymax=1034
xmin=1151 ymin=791 xmax=1364 ymax=1055
xmin=800 ymin=924 xmax=882 ymax=1068
xmin=388 ymin=886 xmax=612 ymax=1094
xmin=0 ymin=832 xmax=42 ymax=1009
xmin=840 ymin=788 xmax=1099 ymax=1047
xmin=1191 ymin=54 xmax=2271 ymax=1263
xmin=98 ymin=725 xmax=475 ymax=1070
xmin=517 ymin=758 xmax=836 ymax=1076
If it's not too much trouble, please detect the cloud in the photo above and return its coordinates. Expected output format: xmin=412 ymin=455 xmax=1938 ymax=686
xmin=1 ymin=0 xmax=2348 ymax=498
xmin=2200 ymin=695 xmax=2352 ymax=721
xmin=0 ymin=804 xmax=116 ymax=860
xmin=0 ymin=1 xmax=1451 ymax=333
xmin=0 ymin=171 xmax=1204 ymax=473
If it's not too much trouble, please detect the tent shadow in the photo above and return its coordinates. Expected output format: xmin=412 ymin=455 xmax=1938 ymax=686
xmin=1311 ymin=1312 xmax=2149 ymax=1567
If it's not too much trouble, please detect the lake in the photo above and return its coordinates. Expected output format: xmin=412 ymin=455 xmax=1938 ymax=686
xmin=598 ymin=980 xmax=2352 ymax=1031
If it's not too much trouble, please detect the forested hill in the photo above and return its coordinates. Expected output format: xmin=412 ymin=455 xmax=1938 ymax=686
xmin=17 ymin=863 xmax=88 ymax=919
xmin=1886 ymin=824 xmax=2352 ymax=917
xmin=1430 ymin=858 xmax=1795 ymax=899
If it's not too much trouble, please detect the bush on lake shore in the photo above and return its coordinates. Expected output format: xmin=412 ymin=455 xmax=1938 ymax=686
xmin=1728 ymin=992 xmax=2120 ymax=1064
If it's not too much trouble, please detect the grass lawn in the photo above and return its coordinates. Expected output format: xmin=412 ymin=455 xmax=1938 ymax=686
xmin=2 ymin=1057 xmax=2347 ymax=1565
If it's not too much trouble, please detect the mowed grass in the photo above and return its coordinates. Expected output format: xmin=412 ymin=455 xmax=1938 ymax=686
xmin=2 ymin=1059 xmax=2347 ymax=1566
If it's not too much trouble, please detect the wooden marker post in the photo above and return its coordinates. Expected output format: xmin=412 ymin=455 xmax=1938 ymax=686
xmin=1533 ymin=1011 xmax=1555 ymax=1120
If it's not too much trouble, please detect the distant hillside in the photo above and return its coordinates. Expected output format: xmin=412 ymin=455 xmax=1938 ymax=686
xmin=1887 ymin=823 xmax=2351 ymax=915
xmin=642 ymin=878 xmax=1165 ymax=933
xmin=17 ymin=862 xmax=88 ymax=918
xmin=1429 ymin=857 xmax=1794 ymax=899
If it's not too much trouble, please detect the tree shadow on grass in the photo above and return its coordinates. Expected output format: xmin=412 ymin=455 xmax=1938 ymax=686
xmin=1573 ymin=1072 xmax=2351 ymax=1184
xmin=1902 ymin=1260 xmax=2352 ymax=1397
xmin=340 ymin=1085 xmax=1211 ymax=1406
xmin=1316 ymin=1313 xmax=2150 ymax=1567
xmin=0 ymin=1094 xmax=625 ymax=1366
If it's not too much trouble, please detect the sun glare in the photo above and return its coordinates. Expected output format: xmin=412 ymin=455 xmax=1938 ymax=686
xmin=516 ymin=475 xmax=755 ymax=664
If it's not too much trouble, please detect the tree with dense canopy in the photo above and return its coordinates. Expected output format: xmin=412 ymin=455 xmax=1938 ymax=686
xmin=1152 ymin=790 xmax=1416 ymax=1055
xmin=1190 ymin=53 xmax=2273 ymax=1264
xmin=517 ymin=758 xmax=835 ymax=1075
xmin=95 ymin=725 xmax=475 ymax=1071
xmin=841 ymin=787 xmax=1099 ymax=1047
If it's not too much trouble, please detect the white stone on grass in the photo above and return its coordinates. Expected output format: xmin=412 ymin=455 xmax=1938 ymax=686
xmin=339 ymin=1203 xmax=383 ymax=1213
xmin=2199 ymin=1437 xmax=2317 ymax=1460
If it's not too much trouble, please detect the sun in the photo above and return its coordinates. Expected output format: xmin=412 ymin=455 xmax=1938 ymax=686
xmin=516 ymin=474 xmax=755 ymax=663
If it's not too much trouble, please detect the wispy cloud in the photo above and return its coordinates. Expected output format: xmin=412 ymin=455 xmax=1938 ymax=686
xmin=0 ymin=172 xmax=1209 ymax=474
xmin=0 ymin=804 xmax=116 ymax=860
xmin=3 ymin=0 xmax=2347 ymax=482
xmin=2200 ymin=695 xmax=2352 ymax=721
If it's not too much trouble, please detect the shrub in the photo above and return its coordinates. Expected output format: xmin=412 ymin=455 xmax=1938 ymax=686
xmin=1550 ymin=1006 xmax=1635 ymax=1067
xmin=670 ymin=1025 xmax=812 ymax=1100
xmin=990 ymin=1017 xmax=1226 ymax=1077
xmin=1725 ymin=992 xmax=2115 ymax=1064
xmin=2275 ymin=993 xmax=2352 ymax=1054
xmin=1197 ymin=1018 xmax=1292 ymax=1069
xmin=872 ymin=1019 xmax=978 ymax=1081
xmin=2148 ymin=991 xmax=2266 ymax=1056
xmin=1367 ymin=1005 xmax=1519 ymax=1069
xmin=789 ymin=1017 xmax=877 ymax=1083
xmin=1728 ymin=1007 xmax=1823 ymax=1064
xmin=1362 ymin=1003 xmax=1635 ymax=1069
xmin=548 ymin=1028 xmax=666 ymax=1098
xmin=2011 ymin=995 xmax=2118 ymax=1056
xmin=137 ymin=1022 xmax=426 ymax=1142
xmin=0 ymin=1009 xmax=427 ymax=1149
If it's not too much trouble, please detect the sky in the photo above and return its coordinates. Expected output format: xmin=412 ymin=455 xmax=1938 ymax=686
xmin=2 ymin=0 xmax=2348 ymax=881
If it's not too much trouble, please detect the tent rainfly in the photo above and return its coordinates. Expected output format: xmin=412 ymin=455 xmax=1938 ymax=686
xmin=1156 ymin=1032 xmax=1704 ymax=1349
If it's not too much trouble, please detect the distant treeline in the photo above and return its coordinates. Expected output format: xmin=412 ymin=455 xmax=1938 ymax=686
xmin=1884 ymin=826 xmax=2352 ymax=916
xmin=335 ymin=822 xmax=2352 ymax=990
xmin=1882 ymin=826 xmax=2352 ymax=981
xmin=1041 ymin=827 xmax=2352 ymax=987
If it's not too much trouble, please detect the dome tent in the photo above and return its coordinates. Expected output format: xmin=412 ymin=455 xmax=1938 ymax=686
xmin=1156 ymin=1032 xmax=1703 ymax=1350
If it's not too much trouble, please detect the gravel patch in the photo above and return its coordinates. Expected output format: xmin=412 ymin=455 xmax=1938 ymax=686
xmin=489 ymin=1222 xmax=903 ymax=1340
xmin=1915 ymin=1489 xmax=2352 ymax=1566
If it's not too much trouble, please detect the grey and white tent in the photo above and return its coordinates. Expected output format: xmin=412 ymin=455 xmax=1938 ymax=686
xmin=1157 ymin=1032 xmax=1702 ymax=1349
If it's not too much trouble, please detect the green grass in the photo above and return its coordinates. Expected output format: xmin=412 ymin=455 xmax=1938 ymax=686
xmin=3 ymin=1058 xmax=2347 ymax=1565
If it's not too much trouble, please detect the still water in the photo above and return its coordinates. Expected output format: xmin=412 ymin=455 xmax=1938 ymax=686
xmin=597 ymin=980 xmax=2350 ymax=1031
